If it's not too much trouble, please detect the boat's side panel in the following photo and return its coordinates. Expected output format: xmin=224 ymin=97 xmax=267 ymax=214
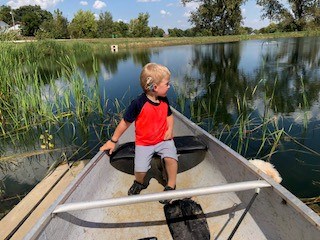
xmin=24 ymin=153 xmax=103 ymax=239
xmin=37 ymin=155 xmax=110 ymax=239
xmin=173 ymin=109 xmax=320 ymax=239
xmin=24 ymin=151 xmax=106 ymax=240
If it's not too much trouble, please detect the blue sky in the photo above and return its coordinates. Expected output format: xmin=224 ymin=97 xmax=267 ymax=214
xmin=1 ymin=0 xmax=270 ymax=30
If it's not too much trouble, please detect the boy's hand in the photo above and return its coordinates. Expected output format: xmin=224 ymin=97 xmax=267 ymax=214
xmin=100 ymin=140 xmax=116 ymax=155
xmin=164 ymin=129 xmax=173 ymax=140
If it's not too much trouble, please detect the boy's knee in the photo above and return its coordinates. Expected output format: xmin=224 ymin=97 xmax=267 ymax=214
xmin=164 ymin=157 xmax=178 ymax=164
xmin=135 ymin=172 xmax=147 ymax=183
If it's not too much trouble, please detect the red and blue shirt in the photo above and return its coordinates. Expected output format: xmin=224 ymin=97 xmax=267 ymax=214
xmin=123 ymin=93 xmax=172 ymax=146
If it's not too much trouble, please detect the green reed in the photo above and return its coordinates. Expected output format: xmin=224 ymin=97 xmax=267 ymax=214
xmin=300 ymin=76 xmax=309 ymax=130
xmin=0 ymin=41 xmax=113 ymax=160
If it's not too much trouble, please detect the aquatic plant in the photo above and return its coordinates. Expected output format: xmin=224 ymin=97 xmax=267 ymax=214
xmin=0 ymin=41 xmax=110 ymax=161
xmin=40 ymin=130 xmax=54 ymax=150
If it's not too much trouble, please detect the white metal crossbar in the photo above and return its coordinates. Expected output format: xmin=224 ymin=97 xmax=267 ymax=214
xmin=53 ymin=180 xmax=270 ymax=213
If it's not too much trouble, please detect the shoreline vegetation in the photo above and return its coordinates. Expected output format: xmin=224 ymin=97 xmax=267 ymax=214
xmin=4 ymin=30 xmax=320 ymax=50
xmin=72 ymin=31 xmax=320 ymax=48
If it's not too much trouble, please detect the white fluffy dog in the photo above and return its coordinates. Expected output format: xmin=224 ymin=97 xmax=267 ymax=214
xmin=249 ymin=159 xmax=282 ymax=183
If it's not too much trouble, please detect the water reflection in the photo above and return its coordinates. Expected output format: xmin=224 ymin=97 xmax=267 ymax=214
xmin=181 ymin=42 xmax=246 ymax=126
xmin=0 ymin=153 xmax=58 ymax=185
xmin=258 ymin=37 xmax=320 ymax=114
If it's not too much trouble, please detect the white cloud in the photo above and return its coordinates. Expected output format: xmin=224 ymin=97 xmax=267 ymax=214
xmin=93 ymin=0 xmax=106 ymax=9
xmin=80 ymin=1 xmax=88 ymax=6
xmin=7 ymin=0 xmax=63 ymax=9
xmin=182 ymin=2 xmax=199 ymax=18
xmin=137 ymin=0 xmax=160 ymax=2
xmin=184 ymin=2 xmax=199 ymax=10
xmin=183 ymin=11 xmax=191 ymax=18
xmin=116 ymin=19 xmax=128 ymax=23
xmin=160 ymin=10 xmax=170 ymax=16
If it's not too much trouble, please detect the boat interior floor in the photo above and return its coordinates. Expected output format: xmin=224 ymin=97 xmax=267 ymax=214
xmin=51 ymin=150 xmax=268 ymax=240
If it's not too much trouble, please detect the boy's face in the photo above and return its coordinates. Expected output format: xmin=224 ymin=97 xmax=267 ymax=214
xmin=155 ymin=77 xmax=170 ymax=97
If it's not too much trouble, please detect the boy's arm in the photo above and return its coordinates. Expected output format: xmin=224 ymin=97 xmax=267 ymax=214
xmin=100 ymin=119 xmax=132 ymax=154
xmin=164 ymin=114 xmax=174 ymax=140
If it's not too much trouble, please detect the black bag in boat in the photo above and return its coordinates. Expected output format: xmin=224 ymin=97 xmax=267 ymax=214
xmin=164 ymin=198 xmax=210 ymax=240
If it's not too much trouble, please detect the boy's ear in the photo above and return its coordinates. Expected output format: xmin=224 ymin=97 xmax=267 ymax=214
xmin=152 ymin=84 xmax=158 ymax=92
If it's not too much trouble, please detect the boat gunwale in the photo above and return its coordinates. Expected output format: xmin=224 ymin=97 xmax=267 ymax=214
xmin=24 ymin=151 xmax=106 ymax=240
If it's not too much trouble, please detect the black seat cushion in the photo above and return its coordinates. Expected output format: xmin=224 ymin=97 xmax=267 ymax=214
xmin=109 ymin=136 xmax=207 ymax=175
xmin=111 ymin=136 xmax=207 ymax=161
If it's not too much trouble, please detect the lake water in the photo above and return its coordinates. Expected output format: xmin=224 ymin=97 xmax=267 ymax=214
xmin=1 ymin=36 xmax=320 ymax=218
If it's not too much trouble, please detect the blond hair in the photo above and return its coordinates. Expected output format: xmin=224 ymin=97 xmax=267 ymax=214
xmin=140 ymin=63 xmax=171 ymax=92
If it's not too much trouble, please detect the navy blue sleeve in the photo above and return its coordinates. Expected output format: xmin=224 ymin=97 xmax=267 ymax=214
xmin=123 ymin=99 xmax=139 ymax=123
xmin=123 ymin=94 xmax=146 ymax=122
xmin=160 ymin=96 xmax=172 ymax=116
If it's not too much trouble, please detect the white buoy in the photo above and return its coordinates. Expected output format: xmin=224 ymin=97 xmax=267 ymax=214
xmin=111 ymin=45 xmax=118 ymax=52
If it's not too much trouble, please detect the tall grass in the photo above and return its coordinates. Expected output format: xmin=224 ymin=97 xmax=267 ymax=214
xmin=52 ymin=30 xmax=320 ymax=50
xmin=0 ymin=41 xmax=114 ymax=161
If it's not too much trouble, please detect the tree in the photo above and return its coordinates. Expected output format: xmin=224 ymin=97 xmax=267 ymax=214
xmin=97 ymin=11 xmax=114 ymax=38
xmin=68 ymin=10 xmax=97 ymax=38
xmin=21 ymin=12 xmax=41 ymax=36
xmin=150 ymin=26 xmax=165 ymax=37
xmin=256 ymin=0 xmax=317 ymax=31
xmin=128 ymin=13 xmax=150 ymax=37
xmin=0 ymin=5 xmax=13 ymax=25
xmin=52 ymin=9 xmax=69 ymax=38
xmin=37 ymin=9 xmax=69 ymax=39
xmin=15 ymin=5 xmax=52 ymax=36
xmin=184 ymin=28 xmax=196 ymax=37
xmin=113 ymin=21 xmax=129 ymax=37
xmin=15 ymin=5 xmax=52 ymax=22
xmin=239 ymin=26 xmax=254 ymax=35
xmin=181 ymin=0 xmax=247 ymax=35
xmin=259 ymin=23 xmax=279 ymax=33
xmin=310 ymin=1 xmax=320 ymax=27
xmin=168 ymin=28 xmax=185 ymax=37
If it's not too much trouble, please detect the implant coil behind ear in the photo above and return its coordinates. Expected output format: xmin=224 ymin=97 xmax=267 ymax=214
xmin=146 ymin=77 xmax=154 ymax=91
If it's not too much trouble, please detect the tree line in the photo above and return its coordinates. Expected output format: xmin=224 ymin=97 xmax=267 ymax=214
xmin=183 ymin=0 xmax=320 ymax=34
xmin=1 ymin=1 xmax=320 ymax=39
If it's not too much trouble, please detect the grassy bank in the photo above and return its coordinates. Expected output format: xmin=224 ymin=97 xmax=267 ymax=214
xmin=59 ymin=30 xmax=320 ymax=51
xmin=4 ymin=30 xmax=320 ymax=55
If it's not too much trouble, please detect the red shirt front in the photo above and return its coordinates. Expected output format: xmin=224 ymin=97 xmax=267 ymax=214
xmin=123 ymin=93 xmax=172 ymax=146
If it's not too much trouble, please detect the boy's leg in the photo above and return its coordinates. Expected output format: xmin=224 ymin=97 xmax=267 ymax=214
xmin=128 ymin=145 xmax=154 ymax=195
xmin=135 ymin=172 xmax=147 ymax=184
xmin=156 ymin=140 xmax=178 ymax=188
xmin=128 ymin=172 xmax=147 ymax=195
xmin=163 ymin=157 xmax=178 ymax=188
